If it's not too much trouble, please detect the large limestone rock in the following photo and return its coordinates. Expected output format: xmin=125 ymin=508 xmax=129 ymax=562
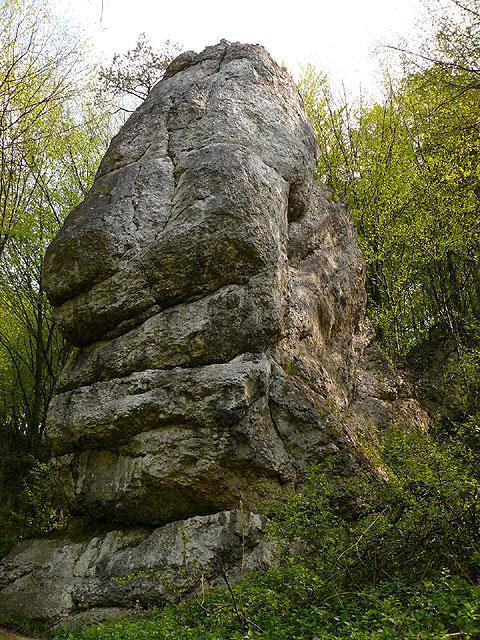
xmin=0 ymin=41 xmax=427 ymax=627
xmin=42 ymin=40 xmax=368 ymax=526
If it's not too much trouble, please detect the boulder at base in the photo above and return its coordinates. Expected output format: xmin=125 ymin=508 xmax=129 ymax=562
xmin=0 ymin=510 xmax=273 ymax=627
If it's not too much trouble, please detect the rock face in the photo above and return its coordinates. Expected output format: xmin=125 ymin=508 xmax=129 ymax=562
xmin=43 ymin=40 xmax=368 ymax=526
xmin=0 ymin=510 xmax=273 ymax=628
xmin=0 ymin=41 xmax=427 ymax=627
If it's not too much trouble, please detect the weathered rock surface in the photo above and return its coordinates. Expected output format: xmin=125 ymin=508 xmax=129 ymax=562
xmin=0 ymin=40 xmax=427 ymax=627
xmin=41 ymin=40 xmax=369 ymax=525
xmin=0 ymin=510 xmax=273 ymax=627
xmin=351 ymin=339 xmax=430 ymax=433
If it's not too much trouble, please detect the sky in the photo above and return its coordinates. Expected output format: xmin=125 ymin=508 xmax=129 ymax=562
xmin=51 ymin=0 xmax=429 ymax=97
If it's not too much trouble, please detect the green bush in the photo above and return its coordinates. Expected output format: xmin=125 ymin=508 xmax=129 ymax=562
xmin=0 ymin=460 xmax=64 ymax=557
xmin=269 ymin=430 xmax=480 ymax=585
xmin=51 ymin=565 xmax=480 ymax=639
xmin=444 ymin=348 xmax=480 ymax=420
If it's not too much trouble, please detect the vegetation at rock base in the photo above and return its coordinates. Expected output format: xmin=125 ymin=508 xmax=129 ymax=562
xmin=48 ymin=430 xmax=480 ymax=639
xmin=48 ymin=576 xmax=480 ymax=639
xmin=0 ymin=0 xmax=479 ymax=637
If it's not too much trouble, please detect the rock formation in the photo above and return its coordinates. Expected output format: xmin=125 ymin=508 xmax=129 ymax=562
xmin=0 ymin=41 xmax=427 ymax=627
xmin=42 ymin=39 xmax=370 ymax=527
xmin=0 ymin=510 xmax=273 ymax=627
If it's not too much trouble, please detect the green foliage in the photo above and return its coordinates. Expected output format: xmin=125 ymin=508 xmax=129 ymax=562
xmin=270 ymin=430 xmax=480 ymax=585
xmin=0 ymin=460 xmax=63 ymax=557
xmin=300 ymin=23 xmax=480 ymax=361
xmin=21 ymin=462 xmax=64 ymax=534
xmin=48 ymin=570 xmax=480 ymax=639
xmin=444 ymin=348 xmax=480 ymax=420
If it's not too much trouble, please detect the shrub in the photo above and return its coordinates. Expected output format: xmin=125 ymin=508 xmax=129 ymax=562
xmin=0 ymin=460 xmax=64 ymax=557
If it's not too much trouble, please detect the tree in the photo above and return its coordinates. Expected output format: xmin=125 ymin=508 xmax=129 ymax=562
xmin=0 ymin=0 xmax=109 ymax=527
xmin=0 ymin=0 xmax=92 ymax=258
xmin=300 ymin=3 xmax=480 ymax=359
xmin=96 ymin=34 xmax=180 ymax=119
xmin=390 ymin=0 xmax=480 ymax=78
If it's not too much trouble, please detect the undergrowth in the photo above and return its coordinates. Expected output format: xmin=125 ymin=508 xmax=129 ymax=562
xmin=49 ymin=427 xmax=480 ymax=640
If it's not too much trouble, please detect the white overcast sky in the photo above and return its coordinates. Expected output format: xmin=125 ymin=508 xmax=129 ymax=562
xmin=51 ymin=0 xmax=429 ymax=97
